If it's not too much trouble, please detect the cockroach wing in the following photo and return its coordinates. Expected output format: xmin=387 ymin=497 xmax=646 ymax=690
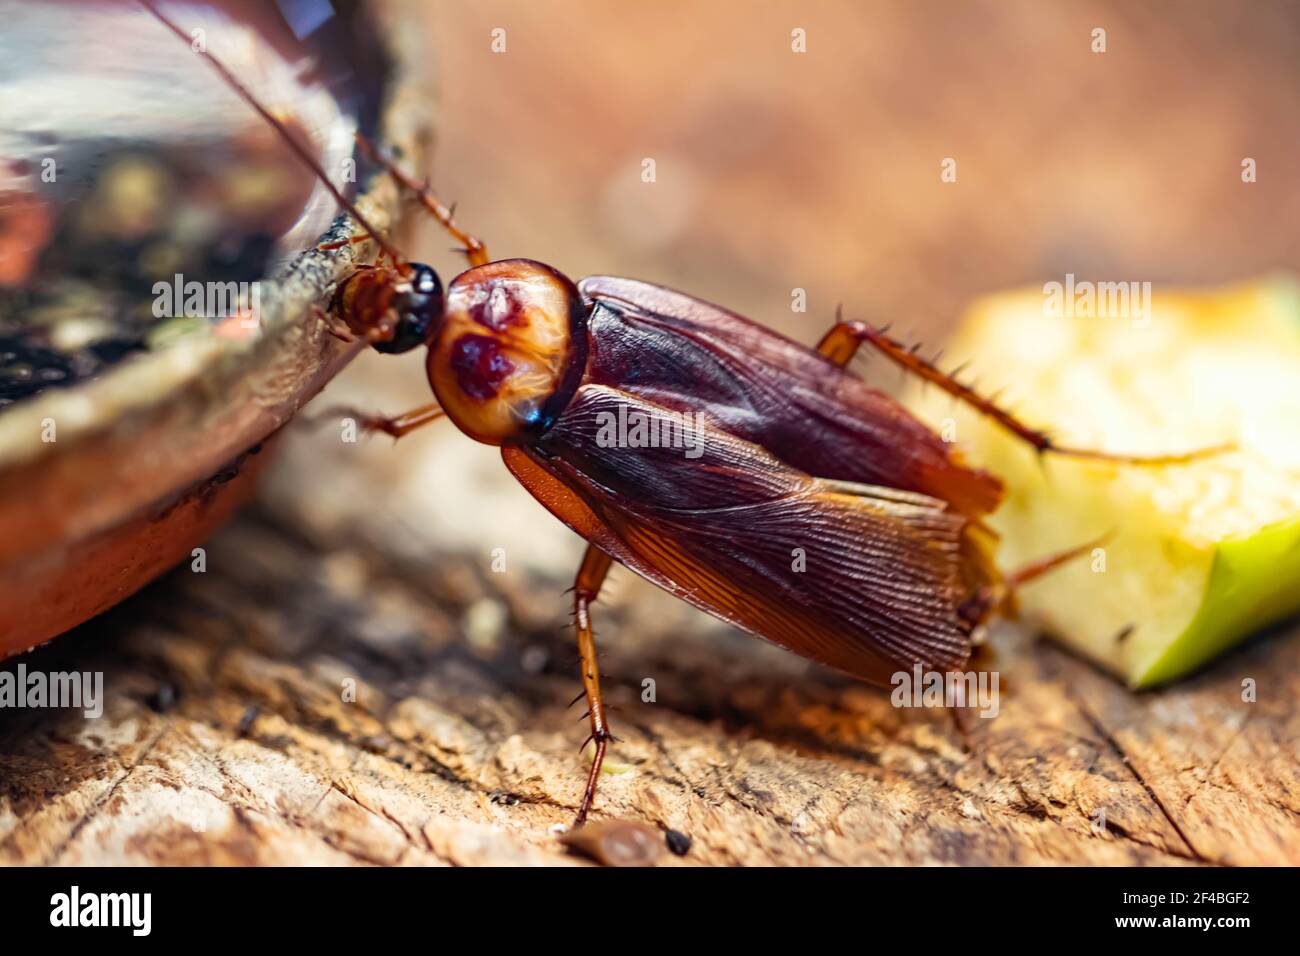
xmin=506 ymin=385 xmax=984 ymax=684
xmin=577 ymin=275 xmax=1004 ymax=518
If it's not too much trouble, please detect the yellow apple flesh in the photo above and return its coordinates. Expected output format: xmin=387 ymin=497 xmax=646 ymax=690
xmin=906 ymin=277 xmax=1300 ymax=687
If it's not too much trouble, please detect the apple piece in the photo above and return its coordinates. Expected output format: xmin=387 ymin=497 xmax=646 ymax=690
xmin=906 ymin=276 xmax=1300 ymax=687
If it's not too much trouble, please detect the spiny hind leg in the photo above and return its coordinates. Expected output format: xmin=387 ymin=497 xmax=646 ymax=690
xmin=354 ymin=134 xmax=490 ymax=267
xmin=816 ymin=315 xmax=1231 ymax=465
xmin=572 ymin=544 xmax=615 ymax=827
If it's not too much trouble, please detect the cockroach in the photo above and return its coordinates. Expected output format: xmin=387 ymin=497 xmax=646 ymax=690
xmin=142 ymin=1 xmax=1225 ymax=827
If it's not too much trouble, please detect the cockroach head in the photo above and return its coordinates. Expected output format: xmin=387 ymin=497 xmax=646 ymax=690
xmin=425 ymin=259 xmax=588 ymax=445
xmin=372 ymin=262 xmax=444 ymax=354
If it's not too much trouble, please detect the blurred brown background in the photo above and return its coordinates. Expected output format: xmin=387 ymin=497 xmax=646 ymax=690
xmin=298 ymin=0 xmax=1300 ymax=573
xmin=426 ymin=0 xmax=1300 ymax=330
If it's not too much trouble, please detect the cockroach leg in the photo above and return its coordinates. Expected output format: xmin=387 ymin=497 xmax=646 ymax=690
xmin=353 ymin=133 xmax=490 ymax=268
xmin=318 ymin=237 xmax=400 ymax=274
xmin=310 ymin=403 xmax=445 ymax=439
xmin=965 ymin=533 xmax=1108 ymax=622
xmin=312 ymin=304 xmax=356 ymax=343
xmin=948 ymin=703 xmax=975 ymax=742
xmin=817 ymin=317 xmax=1232 ymax=465
xmin=316 ymin=234 xmax=375 ymax=252
xmin=572 ymin=544 xmax=614 ymax=827
xmin=1005 ymin=534 xmax=1109 ymax=591
xmin=815 ymin=316 xmax=871 ymax=368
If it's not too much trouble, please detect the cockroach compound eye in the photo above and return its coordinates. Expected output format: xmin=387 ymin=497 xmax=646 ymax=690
xmin=369 ymin=262 xmax=444 ymax=355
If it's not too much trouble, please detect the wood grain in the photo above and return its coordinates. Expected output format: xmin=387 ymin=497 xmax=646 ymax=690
xmin=2 ymin=466 xmax=1295 ymax=866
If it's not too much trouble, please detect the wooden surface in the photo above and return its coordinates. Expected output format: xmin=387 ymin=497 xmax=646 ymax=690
xmin=4 ymin=0 xmax=1300 ymax=867
xmin=1 ymin=437 xmax=1297 ymax=865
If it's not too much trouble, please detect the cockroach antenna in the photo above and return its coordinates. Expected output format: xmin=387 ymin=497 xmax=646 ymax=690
xmin=137 ymin=0 xmax=407 ymax=269
xmin=141 ymin=0 xmax=462 ymax=355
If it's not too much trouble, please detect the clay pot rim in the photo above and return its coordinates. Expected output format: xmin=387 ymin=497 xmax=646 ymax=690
xmin=0 ymin=0 xmax=430 ymax=576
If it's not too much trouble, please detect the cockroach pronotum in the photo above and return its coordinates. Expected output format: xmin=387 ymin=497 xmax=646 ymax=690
xmin=141 ymin=1 xmax=1227 ymax=827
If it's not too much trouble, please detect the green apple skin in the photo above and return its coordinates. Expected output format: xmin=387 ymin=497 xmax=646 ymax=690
xmin=1137 ymin=514 xmax=1300 ymax=687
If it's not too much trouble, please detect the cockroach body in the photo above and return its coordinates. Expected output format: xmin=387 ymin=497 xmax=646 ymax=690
xmin=142 ymin=1 xmax=1223 ymax=827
